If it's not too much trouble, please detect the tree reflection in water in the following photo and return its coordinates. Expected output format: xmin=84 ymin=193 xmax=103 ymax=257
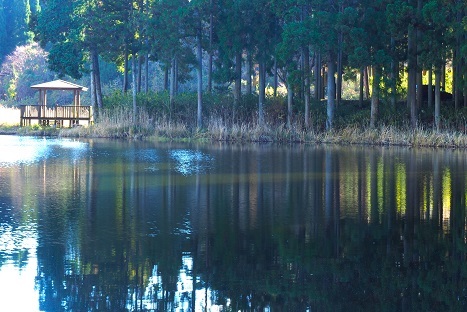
xmin=0 ymin=138 xmax=465 ymax=311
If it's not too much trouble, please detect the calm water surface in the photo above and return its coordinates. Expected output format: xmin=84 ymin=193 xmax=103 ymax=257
xmin=0 ymin=135 xmax=466 ymax=311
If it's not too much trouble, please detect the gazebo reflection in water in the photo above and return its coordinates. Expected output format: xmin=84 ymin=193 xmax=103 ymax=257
xmin=20 ymin=79 xmax=93 ymax=128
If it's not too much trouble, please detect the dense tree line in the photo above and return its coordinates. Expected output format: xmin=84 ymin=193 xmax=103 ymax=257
xmin=1 ymin=0 xmax=466 ymax=130
xmin=0 ymin=0 xmax=36 ymax=60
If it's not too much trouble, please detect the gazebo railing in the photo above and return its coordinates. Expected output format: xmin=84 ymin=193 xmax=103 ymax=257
xmin=20 ymin=105 xmax=93 ymax=127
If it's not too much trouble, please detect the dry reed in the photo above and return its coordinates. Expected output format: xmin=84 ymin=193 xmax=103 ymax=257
xmin=24 ymin=107 xmax=467 ymax=148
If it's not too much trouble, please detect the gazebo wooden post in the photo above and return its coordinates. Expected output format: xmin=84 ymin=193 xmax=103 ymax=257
xmin=29 ymin=80 xmax=89 ymax=128
xmin=38 ymin=89 xmax=44 ymax=124
xmin=43 ymin=90 xmax=48 ymax=125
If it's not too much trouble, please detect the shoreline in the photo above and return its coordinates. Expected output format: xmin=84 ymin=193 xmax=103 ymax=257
xmin=2 ymin=124 xmax=467 ymax=149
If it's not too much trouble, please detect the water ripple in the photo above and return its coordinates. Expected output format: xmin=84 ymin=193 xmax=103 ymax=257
xmin=169 ymin=149 xmax=213 ymax=176
xmin=0 ymin=223 xmax=37 ymax=258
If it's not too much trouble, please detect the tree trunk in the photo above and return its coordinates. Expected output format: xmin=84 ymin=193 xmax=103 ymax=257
xmin=169 ymin=57 xmax=175 ymax=114
xmin=370 ymin=66 xmax=381 ymax=129
xmin=364 ymin=67 xmax=370 ymax=100
xmin=132 ymin=54 xmax=137 ymax=123
xmin=303 ymin=46 xmax=310 ymax=128
xmin=359 ymin=67 xmax=364 ymax=106
xmin=390 ymin=38 xmax=397 ymax=109
xmin=407 ymin=22 xmax=417 ymax=128
xmin=287 ymin=74 xmax=293 ymax=128
xmin=90 ymin=60 xmax=97 ymax=118
xmin=453 ymin=47 xmax=459 ymax=110
xmin=258 ymin=61 xmax=266 ymax=126
xmin=234 ymin=51 xmax=242 ymax=106
xmin=91 ymin=49 xmax=103 ymax=110
xmin=138 ymin=54 xmax=143 ymax=93
xmin=174 ymin=58 xmax=178 ymax=94
xmin=441 ymin=62 xmax=446 ymax=90
xmin=464 ymin=83 xmax=467 ymax=108
xmin=273 ymin=58 xmax=278 ymax=97
xmin=246 ymin=52 xmax=252 ymax=95
xmin=464 ymin=3 xmax=467 ymax=108
xmin=435 ymin=67 xmax=441 ymax=131
xmin=207 ymin=0 xmax=213 ymax=93
xmin=163 ymin=66 xmax=169 ymax=91
xmin=428 ymin=69 xmax=433 ymax=109
xmin=207 ymin=53 xmax=213 ymax=93
xmin=336 ymin=32 xmax=343 ymax=108
xmin=416 ymin=69 xmax=423 ymax=109
xmin=145 ymin=54 xmax=149 ymax=94
xmin=326 ymin=57 xmax=336 ymax=130
xmin=197 ymin=25 xmax=203 ymax=130
xmin=315 ymin=52 xmax=321 ymax=100
xmin=123 ymin=48 xmax=129 ymax=93
xmin=416 ymin=0 xmax=423 ymax=110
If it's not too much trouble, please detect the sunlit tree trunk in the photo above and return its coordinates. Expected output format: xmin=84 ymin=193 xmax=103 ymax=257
xmin=441 ymin=61 xmax=446 ymax=89
xmin=435 ymin=67 xmax=441 ymax=131
xmin=370 ymin=66 xmax=381 ymax=129
xmin=359 ymin=67 xmax=364 ymax=106
xmin=428 ymin=69 xmax=433 ymax=109
xmin=364 ymin=67 xmax=370 ymax=100
xmin=132 ymin=54 xmax=137 ymax=123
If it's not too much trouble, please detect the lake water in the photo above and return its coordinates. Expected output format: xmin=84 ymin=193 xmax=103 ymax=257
xmin=0 ymin=135 xmax=465 ymax=311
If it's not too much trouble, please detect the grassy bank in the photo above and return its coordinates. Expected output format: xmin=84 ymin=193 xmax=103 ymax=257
xmin=56 ymin=106 xmax=467 ymax=148
xmin=2 ymin=94 xmax=467 ymax=148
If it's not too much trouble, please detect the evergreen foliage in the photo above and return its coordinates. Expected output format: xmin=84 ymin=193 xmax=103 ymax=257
xmin=0 ymin=0 xmax=465 ymax=131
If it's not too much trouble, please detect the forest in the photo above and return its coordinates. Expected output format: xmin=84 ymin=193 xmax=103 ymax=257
xmin=0 ymin=0 xmax=466 ymax=137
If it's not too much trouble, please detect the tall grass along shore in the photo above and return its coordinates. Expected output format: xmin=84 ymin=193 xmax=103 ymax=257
xmin=2 ymin=94 xmax=467 ymax=148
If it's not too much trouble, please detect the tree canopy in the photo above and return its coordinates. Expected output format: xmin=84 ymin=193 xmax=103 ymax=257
xmin=1 ymin=0 xmax=466 ymax=129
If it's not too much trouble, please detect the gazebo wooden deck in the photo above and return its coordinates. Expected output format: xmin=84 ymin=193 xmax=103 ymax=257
xmin=20 ymin=80 xmax=93 ymax=128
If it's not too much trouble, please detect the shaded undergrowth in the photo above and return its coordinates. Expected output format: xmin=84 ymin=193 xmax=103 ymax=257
xmin=4 ymin=92 xmax=467 ymax=148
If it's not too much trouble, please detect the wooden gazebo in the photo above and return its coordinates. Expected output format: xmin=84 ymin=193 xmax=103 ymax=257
xmin=20 ymin=79 xmax=93 ymax=127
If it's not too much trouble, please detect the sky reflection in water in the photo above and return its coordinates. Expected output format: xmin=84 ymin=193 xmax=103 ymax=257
xmin=0 ymin=137 xmax=218 ymax=311
xmin=0 ymin=136 xmax=88 ymax=166
xmin=0 ymin=223 xmax=38 ymax=311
